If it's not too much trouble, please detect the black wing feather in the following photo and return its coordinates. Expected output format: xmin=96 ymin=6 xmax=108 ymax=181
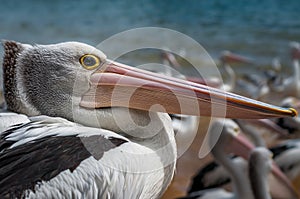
xmin=0 ymin=133 xmax=127 ymax=198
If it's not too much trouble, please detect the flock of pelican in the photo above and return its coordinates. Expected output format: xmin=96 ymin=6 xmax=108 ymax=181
xmin=161 ymin=43 xmax=300 ymax=198
xmin=0 ymin=40 xmax=299 ymax=199
xmin=219 ymin=42 xmax=300 ymax=102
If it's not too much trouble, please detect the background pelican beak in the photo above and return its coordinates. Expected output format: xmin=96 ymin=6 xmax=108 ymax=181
xmin=270 ymin=161 xmax=300 ymax=199
xmin=223 ymin=132 xmax=254 ymax=158
xmin=80 ymin=59 xmax=297 ymax=119
xmin=221 ymin=51 xmax=253 ymax=64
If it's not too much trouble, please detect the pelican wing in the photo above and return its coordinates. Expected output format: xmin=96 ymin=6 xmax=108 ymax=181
xmin=0 ymin=116 xmax=128 ymax=198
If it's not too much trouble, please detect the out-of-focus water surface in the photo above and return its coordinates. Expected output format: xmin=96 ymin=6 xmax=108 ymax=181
xmin=0 ymin=0 xmax=300 ymax=71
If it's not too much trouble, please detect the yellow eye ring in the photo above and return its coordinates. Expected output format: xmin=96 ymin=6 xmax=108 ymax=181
xmin=79 ymin=54 xmax=100 ymax=70
xmin=233 ymin=127 xmax=239 ymax=135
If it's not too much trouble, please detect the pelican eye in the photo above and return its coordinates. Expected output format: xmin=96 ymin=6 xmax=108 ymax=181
xmin=79 ymin=54 xmax=100 ymax=70
xmin=233 ymin=127 xmax=239 ymax=135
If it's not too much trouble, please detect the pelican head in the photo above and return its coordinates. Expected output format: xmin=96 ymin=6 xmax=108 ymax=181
xmin=208 ymin=119 xmax=253 ymax=159
xmin=2 ymin=41 xmax=296 ymax=130
xmin=220 ymin=50 xmax=252 ymax=65
xmin=3 ymin=41 xmax=107 ymax=118
xmin=249 ymin=147 xmax=273 ymax=170
xmin=290 ymin=41 xmax=300 ymax=60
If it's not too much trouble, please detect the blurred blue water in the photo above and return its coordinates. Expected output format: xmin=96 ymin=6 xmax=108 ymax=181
xmin=0 ymin=0 xmax=300 ymax=65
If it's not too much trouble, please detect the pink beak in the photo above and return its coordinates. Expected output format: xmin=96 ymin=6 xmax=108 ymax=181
xmin=221 ymin=51 xmax=252 ymax=64
xmin=80 ymin=59 xmax=297 ymax=119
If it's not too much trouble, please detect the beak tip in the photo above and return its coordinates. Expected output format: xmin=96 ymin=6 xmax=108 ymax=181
xmin=290 ymin=108 xmax=298 ymax=117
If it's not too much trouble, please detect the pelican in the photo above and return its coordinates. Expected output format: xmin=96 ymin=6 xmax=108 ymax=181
xmin=219 ymin=51 xmax=252 ymax=92
xmin=234 ymin=119 xmax=268 ymax=147
xmin=264 ymin=58 xmax=283 ymax=91
xmin=160 ymin=50 xmax=220 ymax=86
xmin=248 ymin=147 xmax=274 ymax=199
xmin=268 ymin=42 xmax=300 ymax=99
xmin=0 ymin=41 xmax=296 ymax=198
xmin=220 ymin=51 xmax=274 ymax=100
xmin=220 ymin=51 xmax=268 ymax=99
xmin=178 ymin=119 xmax=297 ymax=199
